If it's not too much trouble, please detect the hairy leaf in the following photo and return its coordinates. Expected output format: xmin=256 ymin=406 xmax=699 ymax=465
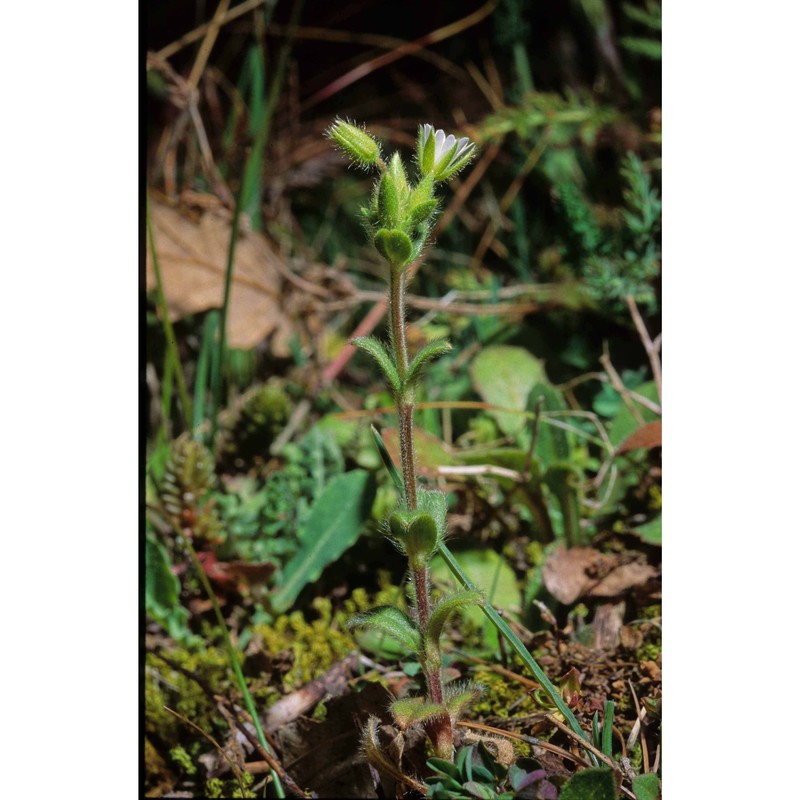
xmin=390 ymin=697 xmax=448 ymax=730
xmin=348 ymin=605 xmax=421 ymax=652
xmin=405 ymin=339 xmax=453 ymax=388
xmin=352 ymin=336 xmax=401 ymax=395
xmin=425 ymin=591 xmax=484 ymax=656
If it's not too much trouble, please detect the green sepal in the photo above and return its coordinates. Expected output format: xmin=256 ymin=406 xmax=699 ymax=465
xmin=351 ymin=336 xmax=401 ymax=396
xmin=347 ymin=605 xmax=421 ymax=652
xmin=425 ymin=590 xmax=484 ymax=660
xmin=326 ymin=119 xmax=382 ymax=168
xmin=418 ymin=126 xmax=436 ymax=176
xmin=388 ymin=510 xmax=439 ymax=566
xmin=374 ymin=228 xmax=413 ymax=270
xmin=390 ymin=696 xmax=448 ymax=730
xmin=443 ymin=680 xmax=485 ymax=720
xmin=407 ymin=198 xmax=438 ymax=228
xmin=405 ymin=338 xmax=452 ymax=388
xmin=416 ymin=488 xmax=448 ymax=541
xmin=377 ymin=173 xmax=400 ymax=229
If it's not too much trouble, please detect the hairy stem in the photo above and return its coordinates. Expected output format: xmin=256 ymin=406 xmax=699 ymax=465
xmin=389 ymin=267 xmax=418 ymax=509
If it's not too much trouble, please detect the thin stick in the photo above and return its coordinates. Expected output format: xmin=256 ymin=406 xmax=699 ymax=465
xmin=625 ymin=295 xmax=662 ymax=404
xmin=163 ymin=706 xmax=247 ymax=798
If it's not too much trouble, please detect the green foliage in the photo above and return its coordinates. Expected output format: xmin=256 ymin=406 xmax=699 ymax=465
xmin=470 ymin=345 xmax=546 ymax=436
xmin=555 ymin=152 xmax=661 ymax=315
xmin=560 ymin=768 xmax=619 ymax=800
xmin=271 ymin=469 xmax=376 ymax=613
xmin=347 ymin=605 xmax=421 ymax=652
xmin=145 ymin=534 xmax=193 ymax=642
xmin=632 ymin=772 xmax=661 ymax=800
xmin=217 ymin=379 xmax=292 ymax=469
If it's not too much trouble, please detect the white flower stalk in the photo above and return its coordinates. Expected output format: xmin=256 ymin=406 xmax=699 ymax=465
xmin=417 ymin=123 xmax=477 ymax=182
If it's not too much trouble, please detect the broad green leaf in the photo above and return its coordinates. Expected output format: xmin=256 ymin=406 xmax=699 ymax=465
xmin=470 ymin=345 xmax=546 ymax=436
xmin=560 ymin=767 xmax=618 ymax=800
xmin=271 ymin=470 xmax=375 ymax=613
xmin=632 ymin=772 xmax=660 ymax=800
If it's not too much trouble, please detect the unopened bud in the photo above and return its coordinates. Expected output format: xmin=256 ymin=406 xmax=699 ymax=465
xmin=326 ymin=119 xmax=382 ymax=168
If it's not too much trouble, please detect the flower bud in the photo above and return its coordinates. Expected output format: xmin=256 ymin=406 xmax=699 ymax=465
xmin=326 ymin=119 xmax=382 ymax=168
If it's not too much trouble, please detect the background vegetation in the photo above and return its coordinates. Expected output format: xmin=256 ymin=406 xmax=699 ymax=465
xmin=145 ymin=1 xmax=661 ymax=796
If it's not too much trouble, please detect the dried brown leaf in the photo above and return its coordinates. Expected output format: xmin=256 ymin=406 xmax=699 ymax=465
xmin=145 ymin=200 xmax=294 ymax=353
xmin=588 ymin=563 xmax=658 ymax=597
xmin=617 ymin=420 xmax=662 ymax=454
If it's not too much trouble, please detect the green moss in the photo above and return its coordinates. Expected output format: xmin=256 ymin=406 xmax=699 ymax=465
xmin=204 ymin=770 xmax=257 ymax=798
xmin=145 ymin=645 xmax=231 ymax=744
xmin=469 ymin=669 xmax=536 ymax=719
xmin=169 ymin=745 xmax=196 ymax=776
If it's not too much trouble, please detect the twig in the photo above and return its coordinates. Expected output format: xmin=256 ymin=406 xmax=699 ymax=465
xmin=545 ymin=716 xmax=637 ymax=800
xmin=625 ymin=295 xmax=662 ymax=404
xmin=220 ymin=697 xmax=307 ymax=797
xmin=163 ymin=705 xmax=247 ymax=798
xmin=600 ymin=343 xmax=647 ymax=425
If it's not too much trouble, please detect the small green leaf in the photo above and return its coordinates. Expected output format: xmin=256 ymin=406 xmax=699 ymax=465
xmin=633 ymin=515 xmax=662 ymax=545
xmin=405 ymin=339 xmax=453 ymax=387
xmin=407 ymin=198 xmax=439 ymax=228
xmin=464 ymin=781 xmax=496 ymax=800
xmin=632 ymin=772 xmax=660 ymax=800
xmin=417 ymin=488 xmax=448 ymax=541
xmin=374 ymin=228 xmax=413 ymax=269
xmin=271 ymin=470 xmax=375 ymax=612
xmin=351 ymin=336 xmax=401 ymax=395
xmin=560 ymin=768 xmax=618 ymax=800
xmin=390 ymin=697 xmax=448 ymax=729
xmin=602 ymin=700 xmax=615 ymax=757
xmin=377 ymin=173 xmax=400 ymax=228
xmin=443 ymin=680 xmax=484 ymax=720
xmin=425 ymin=591 xmax=484 ymax=656
xmin=348 ymin=605 xmax=421 ymax=651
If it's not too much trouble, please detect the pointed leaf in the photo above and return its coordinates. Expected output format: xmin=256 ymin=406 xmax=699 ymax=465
xmin=425 ymin=590 xmax=484 ymax=655
xmin=348 ymin=605 xmax=421 ymax=651
xmin=405 ymin=338 xmax=453 ymax=387
xmin=352 ymin=336 xmax=401 ymax=395
xmin=443 ymin=680 xmax=484 ymax=720
xmin=271 ymin=470 xmax=375 ymax=612
xmin=390 ymin=697 xmax=448 ymax=729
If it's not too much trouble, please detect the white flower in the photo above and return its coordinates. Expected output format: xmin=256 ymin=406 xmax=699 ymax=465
xmin=417 ymin=123 xmax=476 ymax=182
